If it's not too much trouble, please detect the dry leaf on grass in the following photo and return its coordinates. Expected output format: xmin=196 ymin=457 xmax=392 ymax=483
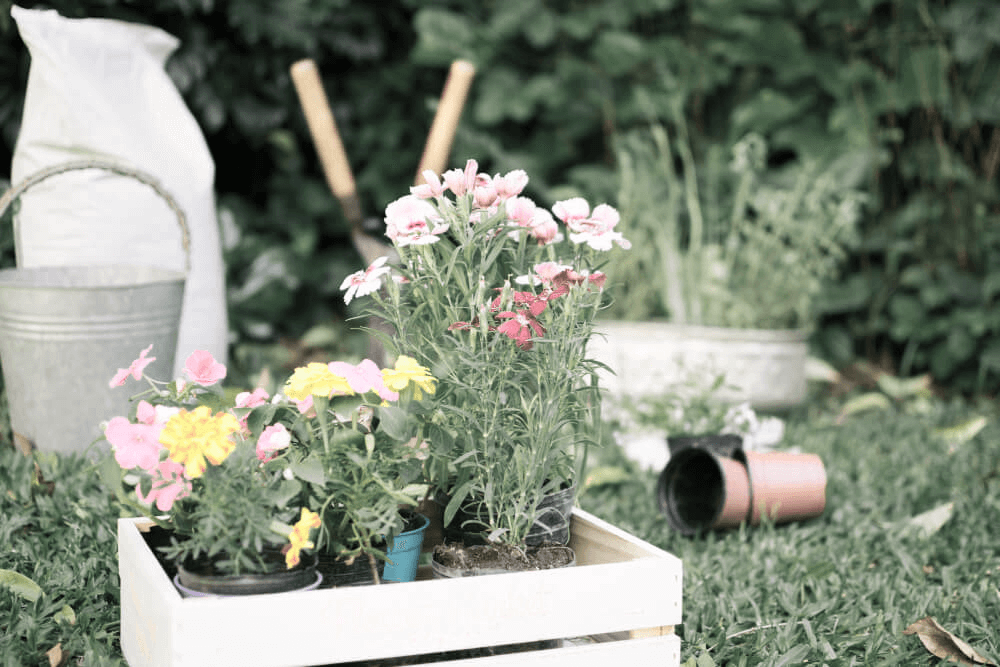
xmin=898 ymin=501 xmax=955 ymax=538
xmin=46 ymin=643 xmax=67 ymax=667
xmin=904 ymin=616 xmax=997 ymax=666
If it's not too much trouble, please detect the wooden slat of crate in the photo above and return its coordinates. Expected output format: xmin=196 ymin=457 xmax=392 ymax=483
xmin=119 ymin=508 xmax=682 ymax=666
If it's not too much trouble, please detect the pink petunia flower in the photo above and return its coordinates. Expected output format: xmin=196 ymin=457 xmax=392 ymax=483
xmin=235 ymin=387 xmax=270 ymax=409
xmin=137 ymin=459 xmax=191 ymax=512
xmin=327 ymin=359 xmax=399 ymax=401
xmin=105 ymin=416 xmax=162 ymax=471
xmin=340 ymin=256 xmax=391 ymax=305
xmin=293 ymin=394 xmax=315 ymax=416
xmin=384 ymin=195 xmax=450 ymax=247
xmin=109 ymin=345 xmax=156 ymax=388
xmin=184 ymin=350 xmax=227 ymax=386
xmin=256 ymin=423 xmax=292 ymax=462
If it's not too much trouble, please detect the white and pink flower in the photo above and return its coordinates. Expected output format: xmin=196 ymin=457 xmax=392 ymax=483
xmin=384 ymin=195 xmax=449 ymax=247
xmin=340 ymin=256 xmax=392 ymax=305
xmin=256 ymin=423 xmax=292 ymax=462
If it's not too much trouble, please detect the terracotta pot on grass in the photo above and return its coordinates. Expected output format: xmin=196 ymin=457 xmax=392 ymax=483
xmin=658 ymin=446 xmax=828 ymax=535
xmin=737 ymin=450 xmax=827 ymax=525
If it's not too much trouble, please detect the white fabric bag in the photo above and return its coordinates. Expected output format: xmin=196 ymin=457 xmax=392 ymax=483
xmin=10 ymin=6 xmax=228 ymax=375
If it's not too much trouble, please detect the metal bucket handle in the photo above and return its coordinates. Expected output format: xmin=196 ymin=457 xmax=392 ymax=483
xmin=0 ymin=159 xmax=191 ymax=272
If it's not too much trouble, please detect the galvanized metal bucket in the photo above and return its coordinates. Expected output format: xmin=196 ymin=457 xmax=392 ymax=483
xmin=0 ymin=160 xmax=189 ymax=454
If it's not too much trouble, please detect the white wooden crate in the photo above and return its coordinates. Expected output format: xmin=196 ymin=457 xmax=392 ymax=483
xmin=119 ymin=508 xmax=682 ymax=666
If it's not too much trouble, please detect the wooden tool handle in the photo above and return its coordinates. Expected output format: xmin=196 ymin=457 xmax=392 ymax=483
xmin=415 ymin=60 xmax=476 ymax=185
xmin=290 ymin=59 xmax=363 ymax=223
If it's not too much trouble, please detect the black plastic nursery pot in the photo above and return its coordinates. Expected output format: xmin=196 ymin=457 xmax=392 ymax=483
xmin=441 ymin=482 xmax=577 ymax=547
xmin=174 ymin=551 xmax=321 ymax=597
xmin=666 ymin=433 xmax=743 ymax=458
xmin=657 ymin=447 xmax=752 ymax=536
xmin=317 ymin=551 xmax=385 ymax=588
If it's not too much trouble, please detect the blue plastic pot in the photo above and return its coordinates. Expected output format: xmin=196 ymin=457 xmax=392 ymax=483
xmin=383 ymin=512 xmax=431 ymax=583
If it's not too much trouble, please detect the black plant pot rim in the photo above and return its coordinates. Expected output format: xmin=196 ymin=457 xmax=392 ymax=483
xmin=175 ymin=551 xmax=320 ymax=596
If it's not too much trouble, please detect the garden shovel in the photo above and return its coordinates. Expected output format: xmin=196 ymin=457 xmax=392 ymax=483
xmin=289 ymin=58 xmax=476 ymax=266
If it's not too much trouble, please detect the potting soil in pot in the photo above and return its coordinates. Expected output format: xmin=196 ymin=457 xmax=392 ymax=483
xmin=432 ymin=542 xmax=575 ymax=575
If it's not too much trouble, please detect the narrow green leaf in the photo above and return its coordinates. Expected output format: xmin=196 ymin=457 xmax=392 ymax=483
xmin=444 ymin=480 xmax=474 ymax=528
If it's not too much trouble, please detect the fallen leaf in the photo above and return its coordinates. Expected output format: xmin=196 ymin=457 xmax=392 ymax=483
xmin=903 ymin=616 xmax=997 ymax=666
xmin=877 ymin=373 xmax=931 ymax=400
xmin=898 ymin=502 xmax=955 ymax=539
xmin=934 ymin=416 xmax=989 ymax=449
xmin=53 ymin=604 xmax=76 ymax=625
xmin=836 ymin=392 xmax=892 ymax=422
xmin=46 ymin=643 xmax=67 ymax=667
xmin=584 ymin=465 xmax=632 ymax=489
xmin=0 ymin=569 xmax=43 ymax=602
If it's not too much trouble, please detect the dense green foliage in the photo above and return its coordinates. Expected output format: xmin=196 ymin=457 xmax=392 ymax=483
xmin=0 ymin=0 xmax=997 ymax=392
xmin=0 ymin=445 xmax=122 ymax=665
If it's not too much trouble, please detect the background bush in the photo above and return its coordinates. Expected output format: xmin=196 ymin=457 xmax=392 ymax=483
xmin=0 ymin=0 xmax=997 ymax=394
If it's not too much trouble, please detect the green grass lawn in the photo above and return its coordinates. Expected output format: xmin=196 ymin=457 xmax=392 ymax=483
xmin=2 ymin=390 xmax=998 ymax=666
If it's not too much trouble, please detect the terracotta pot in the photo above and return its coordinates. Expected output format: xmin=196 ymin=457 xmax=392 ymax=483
xmin=657 ymin=447 xmax=752 ymax=536
xmin=738 ymin=450 xmax=827 ymax=525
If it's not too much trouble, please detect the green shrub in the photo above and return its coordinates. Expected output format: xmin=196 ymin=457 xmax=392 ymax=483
xmin=0 ymin=0 xmax=996 ymax=393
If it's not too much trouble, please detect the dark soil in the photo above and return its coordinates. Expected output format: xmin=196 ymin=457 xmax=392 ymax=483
xmin=433 ymin=542 xmax=574 ymax=572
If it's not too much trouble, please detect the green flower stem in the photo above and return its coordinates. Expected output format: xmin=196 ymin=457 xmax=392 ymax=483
xmin=313 ymin=395 xmax=332 ymax=455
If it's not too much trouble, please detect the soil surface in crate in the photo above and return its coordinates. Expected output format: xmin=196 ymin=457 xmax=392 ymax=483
xmin=433 ymin=542 xmax=573 ymax=571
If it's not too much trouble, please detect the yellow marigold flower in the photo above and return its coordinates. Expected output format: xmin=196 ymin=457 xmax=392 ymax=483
xmin=159 ymin=406 xmax=240 ymax=479
xmin=285 ymin=507 xmax=321 ymax=569
xmin=284 ymin=362 xmax=353 ymax=401
xmin=381 ymin=355 xmax=437 ymax=399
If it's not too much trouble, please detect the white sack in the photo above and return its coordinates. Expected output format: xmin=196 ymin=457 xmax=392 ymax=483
xmin=10 ymin=6 xmax=228 ymax=376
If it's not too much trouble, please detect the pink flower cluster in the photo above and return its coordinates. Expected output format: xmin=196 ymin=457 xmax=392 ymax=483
xmin=448 ymin=263 xmax=607 ymax=351
xmin=105 ymin=347 xmax=282 ymax=511
xmin=340 ymin=159 xmax=627 ymax=307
